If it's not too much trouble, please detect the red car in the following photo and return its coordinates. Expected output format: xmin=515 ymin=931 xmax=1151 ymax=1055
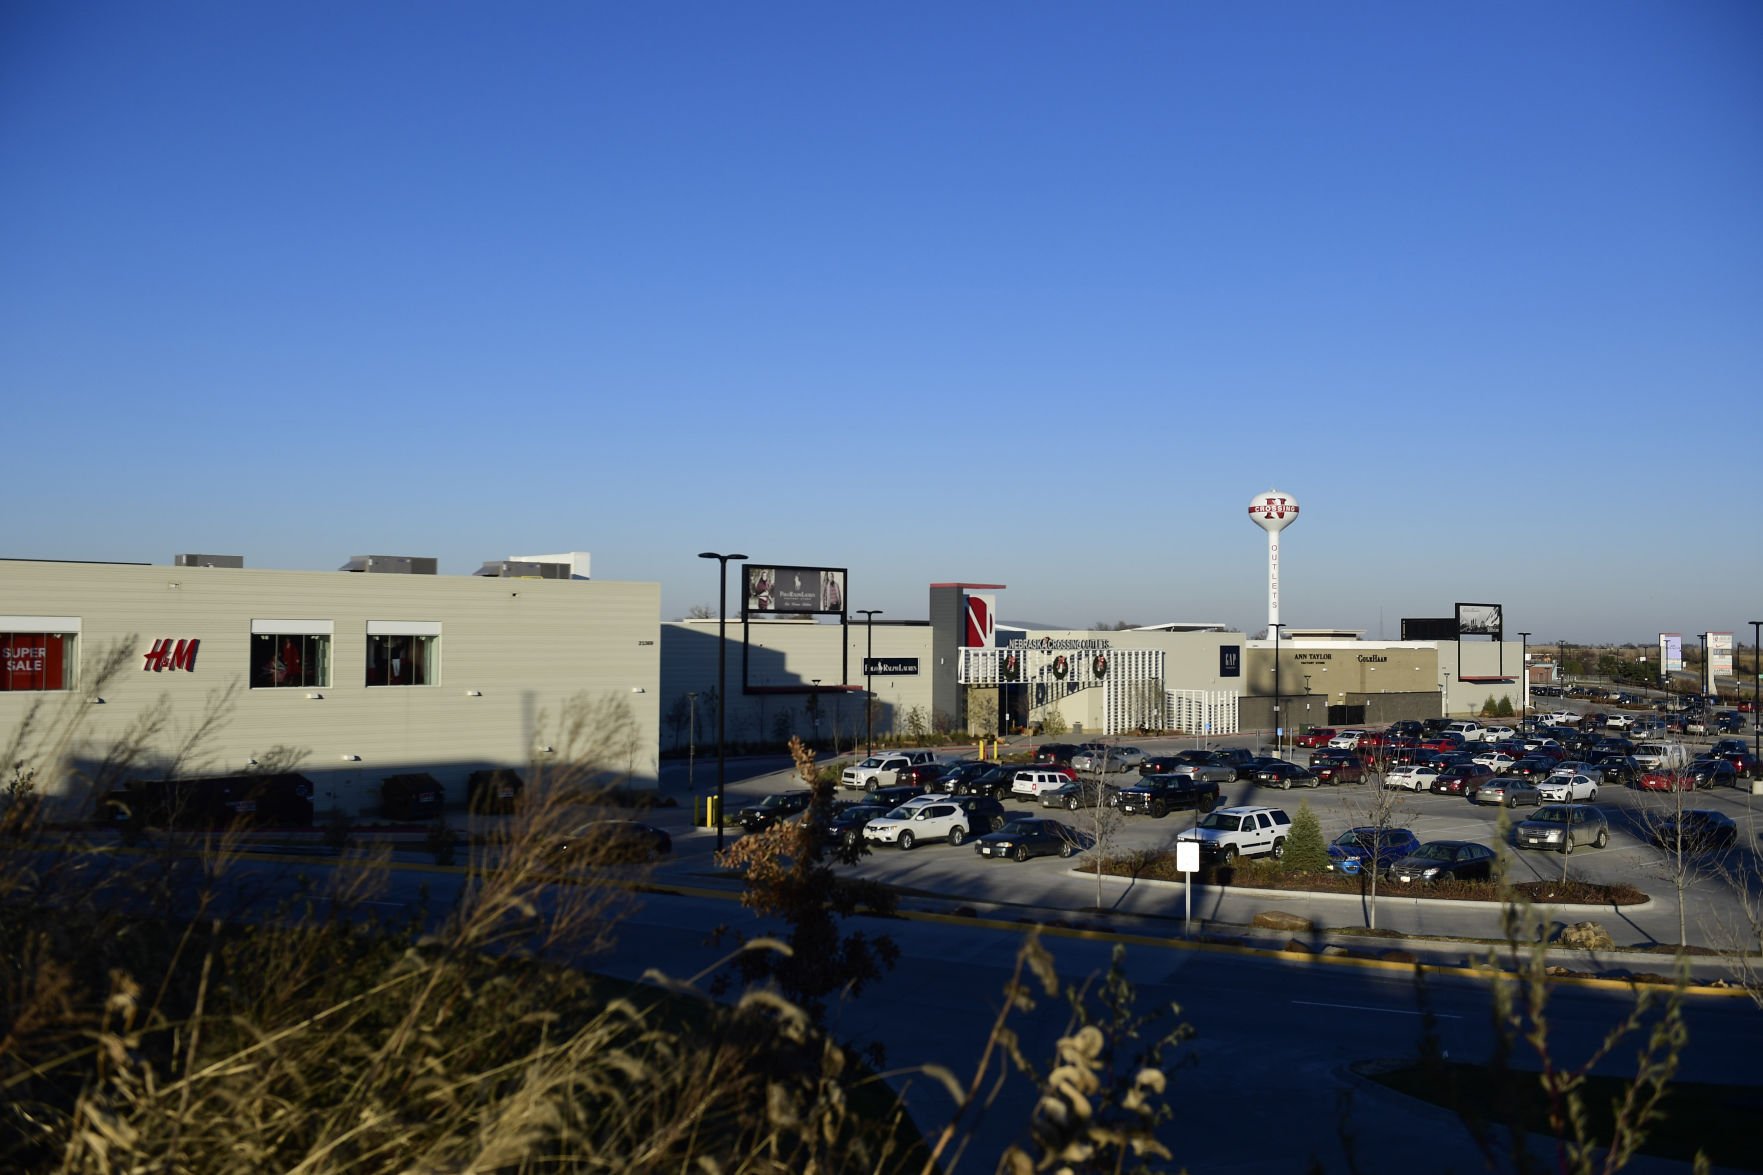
xmin=1295 ymin=728 xmax=1338 ymax=749
xmin=1638 ymin=769 xmax=1694 ymax=792
xmin=1420 ymin=734 xmax=1466 ymax=753
xmin=1431 ymin=765 xmax=1495 ymax=796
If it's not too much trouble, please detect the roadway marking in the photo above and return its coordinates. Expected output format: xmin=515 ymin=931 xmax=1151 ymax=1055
xmin=1292 ymin=999 xmax=1460 ymax=1019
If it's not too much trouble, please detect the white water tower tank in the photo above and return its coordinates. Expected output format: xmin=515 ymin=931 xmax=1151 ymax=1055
xmin=1248 ymin=490 xmax=1301 ymax=634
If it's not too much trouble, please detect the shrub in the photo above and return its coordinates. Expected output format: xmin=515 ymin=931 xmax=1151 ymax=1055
xmin=1496 ymin=695 xmax=1515 ymax=717
xmin=1480 ymin=694 xmax=1500 ymax=717
xmin=1280 ymin=802 xmax=1332 ymax=873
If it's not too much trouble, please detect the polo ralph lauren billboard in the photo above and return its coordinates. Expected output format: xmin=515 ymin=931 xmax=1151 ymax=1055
xmin=744 ymin=564 xmax=847 ymax=617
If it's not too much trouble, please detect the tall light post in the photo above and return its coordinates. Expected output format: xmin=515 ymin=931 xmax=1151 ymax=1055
xmin=698 ymin=550 xmax=747 ymax=851
xmin=1518 ymin=631 xmax=1531 ymax=727
xmin=858 ymin=609 xmax=882 ymax=753
xmin=1751 ymin=620 xmax=1761 ymax=765
xmin=686 ymin=691 xmax=697 ymax=794
xmin=1270 ymin=622 xmax=1285 ymax=759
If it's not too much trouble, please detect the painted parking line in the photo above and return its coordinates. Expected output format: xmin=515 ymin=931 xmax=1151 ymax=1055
xmin=1292 ymin=999 xmax=1461 ymax=1019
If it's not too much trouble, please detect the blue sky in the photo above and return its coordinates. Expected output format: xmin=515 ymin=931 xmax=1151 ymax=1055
xmin=5 ymin=2 xmax=1759 ymax=644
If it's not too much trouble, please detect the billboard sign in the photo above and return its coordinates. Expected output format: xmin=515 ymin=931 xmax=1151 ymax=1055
xmin=963 ymin=594 xmax=996 ymax=647
xmin=1402 ymin=617 xmax=1457 ymax=641
xmin=1219 ymin=645 xmax=1241 ymax=678
xmin=1456 ymin=603 xmax=1503 ymax=640
xmin=743 ymin=565 xmax=847 ymax=617
xmin=1709 ymin=632 xmax=1733 ymax=678
xmin=1659 ymin=633 xmax=1683 ymax=674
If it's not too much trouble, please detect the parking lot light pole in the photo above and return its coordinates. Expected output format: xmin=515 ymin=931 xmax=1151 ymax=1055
xmin=698 ymin=550 xmax=747 ymax=851
xmin=1518 ymin=631 xmax=1531 ymax=727
xmin=1751 ymin=620 xmax=1762 ymax=764
xmin=858 ymin=609 xmax=882 ymax=753
xmin=1270 ymin=622 xmax=1285 ymax=759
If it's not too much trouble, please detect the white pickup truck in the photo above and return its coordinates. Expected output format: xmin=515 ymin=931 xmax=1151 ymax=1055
xmin=840 ymin=750 xmax=940 ymax=791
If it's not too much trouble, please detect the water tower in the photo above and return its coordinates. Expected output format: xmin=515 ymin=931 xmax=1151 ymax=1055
xmin=1248 ymin=490 xmax=1301 ymax=635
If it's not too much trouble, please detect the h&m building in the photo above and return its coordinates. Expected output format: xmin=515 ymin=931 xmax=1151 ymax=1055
xmin=1 ymin=552 xmax=660 ymax=817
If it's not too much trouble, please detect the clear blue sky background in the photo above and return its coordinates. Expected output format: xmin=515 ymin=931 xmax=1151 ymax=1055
xmin=5 ymin=2 xmax=1759 ymax=644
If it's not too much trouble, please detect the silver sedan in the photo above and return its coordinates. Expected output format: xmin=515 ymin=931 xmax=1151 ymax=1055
xmin=1473 ymin=778 xmax=1543 ymax=808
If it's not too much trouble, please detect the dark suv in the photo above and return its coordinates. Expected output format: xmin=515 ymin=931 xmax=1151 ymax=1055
xmin=1034 ymin=743 xmax=1081 ymax=767
xmin=952 ymin=794 xmax=1009 ymax=833
xmin=736 ymin=791 xmax=813 ymax=832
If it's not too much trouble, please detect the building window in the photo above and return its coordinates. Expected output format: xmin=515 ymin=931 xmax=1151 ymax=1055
xmin=251 ymin=635 xmax=330 ymax=688
xmin=1 ymin=629 xmax=77 ymax=691
xmin=365 ymin=622 xmax=440 ymax=686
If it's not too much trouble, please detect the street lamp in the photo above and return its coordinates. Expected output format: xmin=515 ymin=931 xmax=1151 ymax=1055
xmin=1270 ymin=622 xmax=1285 ymax=758
xmin=698 ymin=550 xmax=747 ymax=851
xmin=1751 ymin=620 xmax=1761 ymax=765
xmin=858 ymin=609 xmax=883 ymax=753
xmin=1518 ymin=631 xmax=1531 ymax=727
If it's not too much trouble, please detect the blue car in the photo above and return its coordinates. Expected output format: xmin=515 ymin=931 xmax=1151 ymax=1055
xmin=1326 ymin=827 xmax=1422 ymax=875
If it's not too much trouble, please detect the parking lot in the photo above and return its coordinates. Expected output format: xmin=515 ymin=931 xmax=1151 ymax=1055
xmin=695 ymin=708 xmax=1763 ymax=946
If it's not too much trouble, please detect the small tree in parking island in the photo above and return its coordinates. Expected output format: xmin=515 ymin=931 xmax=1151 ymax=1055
xmin=713 ymin=736 xmax=899 ymax=1025
xmin=1280 ymin=801 xmax=1331 ymax=873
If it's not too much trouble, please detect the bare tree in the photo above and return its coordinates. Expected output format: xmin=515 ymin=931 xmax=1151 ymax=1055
xmin=1082 ymin=748 xmax=1130 ymax=910
xmin=1336 ymin=774 xmax=1417 ymax=930
xmin=1632 ymin=764 xmax=1728 ymax=950
xmin=684 ymin=603 xmax=714 ymax=619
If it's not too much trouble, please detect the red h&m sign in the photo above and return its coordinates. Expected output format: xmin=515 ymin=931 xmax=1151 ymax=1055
xmin=143 ymin=639 xmax=200 ymax=673
xmin=3 ymin=634 xmax=63 ymax=691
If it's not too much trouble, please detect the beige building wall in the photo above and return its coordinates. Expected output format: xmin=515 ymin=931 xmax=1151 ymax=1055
xmin=1 ymin=559 xmax=660 ymax=816
xmin=659 ymin=618 xmax=936 ymax=753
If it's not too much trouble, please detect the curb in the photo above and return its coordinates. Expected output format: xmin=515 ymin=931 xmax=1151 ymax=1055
xmin=1065 ymin=868 xmax=1653 ymax=911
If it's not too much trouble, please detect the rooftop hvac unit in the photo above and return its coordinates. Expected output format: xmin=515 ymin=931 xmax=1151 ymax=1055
xmin=473 ymin=560 xmax=570 ymax=579
xmin=338 ymin=555 xmax=439 ymax=575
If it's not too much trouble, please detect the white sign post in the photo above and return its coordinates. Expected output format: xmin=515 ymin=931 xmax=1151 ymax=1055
xmin=1176 ymin=840 xmax=1201 ymax=938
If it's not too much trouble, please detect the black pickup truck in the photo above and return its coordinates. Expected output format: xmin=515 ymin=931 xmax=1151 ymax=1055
xmin=1113 ymin=775 xmax=1219 ymax=818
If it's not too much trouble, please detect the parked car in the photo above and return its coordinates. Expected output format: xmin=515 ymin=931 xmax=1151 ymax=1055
xmin=736 ymin=791 xmax=814 ymax=832
xmin=1645 ymin=809 xmax=1739 ymax=852
xmin=1040 ymin=779 xmax=1119 ymax=811
xmin=1325 ymin=827 xmax=1422 ymax=876
xmin=942 ymin=763 xmax=1014 ymax=798
xmin=1686 ymin=758 xmax=1738 ymax=790
xmin=1706 ymin=748 xmax=1759 ymax=780
xmin=1070 ymin=745 xmax=1146 ymax=772
xmin=1384 ymin=764 xmax=1442 ymax=792
xmin=841 ymin=751 xmax=939 ymax=791
xmin=1536 ymin=773 xmax=1600 ymax=803
xmin=821 ymin=802 xmax=890 ymax=848
xmin=1470 ymin=750 xmax=1518 ymax=775
xmin=1295 ymin=727 xmax=1339 ymax=749
xmin=552 ymin=820 xmax=672 ymax=862
xmin=1475 ymin=765 xmax=1543 ymax=802
xmin=1175 ymin=805 xmax=1293 ymax=863
xmin=1114 ymin=775 xmax=1220 ymax=817
xmin=862 ymin=800 xmax=972 ymax=849
xmin=1009 ymin=767 xmax=1076 ymax=801
xmin=951 ymin=794 xmax=1010 ymax=833
xmin=1033 ymin=743 xmax=1082 ymax=767
xmin=1387 ymin=840 xmax=1497 ymax=883
xmin=1638 ymin=768 xmax=1695 ymax=792
xmin=1309 ymin=751 xmax=1365 ymax=785
xmin=1431 ymin=765 xmax=1496 ymax=797
xmin=1327 ymin=730 xmax=1368 ymax=750
xmin=1253 ymin=761 xmax=1320 ymax=790
xmin=1589 ymin=755 xmax=1642 ymax=788
xmin=1515 ymin=804 xmax=1609 ymax=853
xmin=1506 ymin=757 xmax=1558 ymax=783
xmin=972 ymin=818 xmax=1089 ymax=862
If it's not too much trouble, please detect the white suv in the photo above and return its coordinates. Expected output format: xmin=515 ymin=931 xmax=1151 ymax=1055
xmin=862 ymin=801 xmax=970 ymax=850
xmin=1177 ymin=805 xmax=1293 ymax=864
xmin=1009 ymin=768 xmax=1072 ymax=800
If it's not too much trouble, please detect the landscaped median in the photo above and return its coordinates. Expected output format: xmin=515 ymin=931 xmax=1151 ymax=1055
xmin=1074 ymin=847 xmax=1649 ymax=907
